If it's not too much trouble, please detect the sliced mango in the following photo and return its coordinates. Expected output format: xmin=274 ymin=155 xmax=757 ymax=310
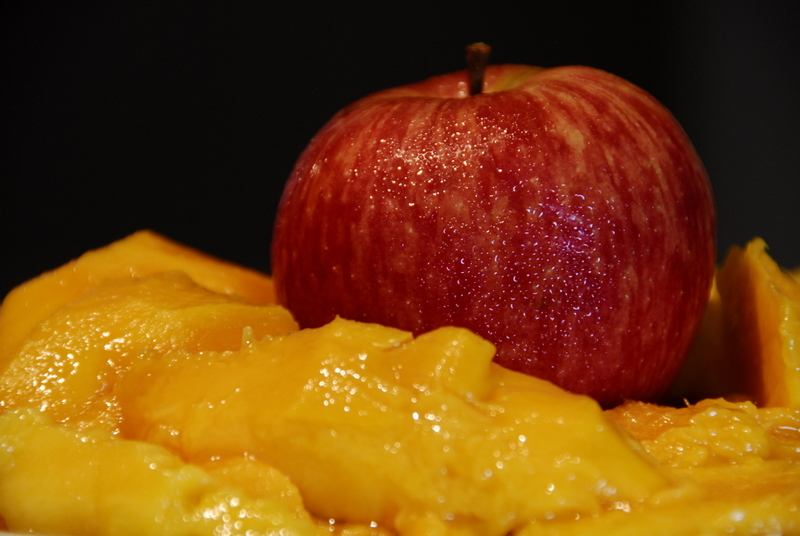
xmin=600 ymin=399 xmax=800 ymax=535
xmin=118 ymin=317 xmax=678 ymax=536
xmin=0 ymin=408 xmax=317 ymax=536
xmin=0 ymin=230 xmax=277 ymax=366
xmin=2 ymin=234 xmax=799 ymax=535
xmin=668 ymin=239 xmax=800 ymax=408
xmin=715 ymin=239 xmax=800 ymax=408
xmin=0 ymin=272 xmax=296 ymax=432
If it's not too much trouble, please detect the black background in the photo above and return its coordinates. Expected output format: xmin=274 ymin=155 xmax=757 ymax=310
xmin=3 ymin=2 xmax=799 ymax=296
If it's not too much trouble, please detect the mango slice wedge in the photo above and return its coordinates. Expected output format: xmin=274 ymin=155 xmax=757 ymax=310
xmin=669 ymin=238 xmax=800 ymax=408
xmin=0 ymin=230 xmax=277 ymax=366
xmin=716 ymin=239 xmax=800 ymax=408
xmin=117 ymin=317 xmax=677 ymax=536
xmin=0 ymin=408 xmax=317 ymax=536
xmin=0 ymin=272 xmax=296 ymax=431
xmin=1 ymin=233 xmax=799 ymax=536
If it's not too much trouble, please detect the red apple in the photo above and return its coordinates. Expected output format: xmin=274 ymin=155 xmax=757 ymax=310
xmin=271 ymin=59 xmax=716 ymax=407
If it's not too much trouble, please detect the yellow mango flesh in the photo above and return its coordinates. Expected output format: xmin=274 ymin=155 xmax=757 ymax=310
xmin=601 ymin=399 xmax=800 ymax=535
xmin=0 ymin=272 xmax=296 ymax=432
xmin=0 ymin=408 xmax=317 ymax=536
xmin=118 ymin=317 xmax=675 ymax=535
xmin=1 ymin=233 xmax=799 ymax=536
xmin=0 ymin=230 xmax=277 ymax=368
xmin=715 ymin=239 xmax=800 ymax=407
xmin=668 ymin=238 xmax=800 ymax=408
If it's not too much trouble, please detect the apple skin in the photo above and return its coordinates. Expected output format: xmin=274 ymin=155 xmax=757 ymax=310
xmin=271 ymin=64 xmax=716 ymax=407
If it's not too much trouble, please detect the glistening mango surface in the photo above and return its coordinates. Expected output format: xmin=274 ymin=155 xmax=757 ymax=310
xmin=0 ymin=234 xmax=798 ymax=535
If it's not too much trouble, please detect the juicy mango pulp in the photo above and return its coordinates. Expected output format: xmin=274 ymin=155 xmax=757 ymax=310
xmin=0 ymin=230 xmax=278 ymax=369
xmin=0 ymin=271 xmax=296 ymax=432
xmin=0 ymin=232 xmax=799 ymax=536
xmin=668 ymin=238 xmax=800 ymax=408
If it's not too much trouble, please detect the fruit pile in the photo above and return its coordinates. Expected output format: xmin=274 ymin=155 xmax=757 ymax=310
xmin=0 ymin=55 xmax=799 ymax=535
xmin=0 ymin=231 xmax=797 ymax=535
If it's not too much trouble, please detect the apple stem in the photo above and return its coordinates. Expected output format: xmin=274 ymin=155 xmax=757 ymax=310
xmin=466 ymin=42 xmax=492 ymax=96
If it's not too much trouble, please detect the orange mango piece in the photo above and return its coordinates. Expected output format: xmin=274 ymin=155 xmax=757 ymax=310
xmin=716 ymin=239 xmax=800 ymax=408
xmin=0 ymin=272 xmax=297 ymax=432
xmin=603 ymin=399 xmax=800 ymax=535
xmin=117 ymin=317 xmax=676 ymax=535
xmin=0 ymin=408 xmax=318 ymax=536
xmin=668 ymin=239 xmax=800 ymax=408
xmin=0 ymin=230 xmax=277 ymax=365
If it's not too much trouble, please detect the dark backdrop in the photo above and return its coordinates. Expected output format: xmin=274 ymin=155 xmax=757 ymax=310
xmin=3 ymin=2 xmax=799 ymax=296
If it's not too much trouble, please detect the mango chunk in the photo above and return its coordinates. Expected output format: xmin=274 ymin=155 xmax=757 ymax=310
xmin=0 ymin=230 xmax=277 ymax=366
xmin=515 ymin=489 xmax=798 ymax=536
xmin=669 ymin=238 xmax=800 ymax=408
xmin=118 ymin=317 xmax=677 ymax=536
xmin=2 ymin=235 xmax=799 ymax=536
xmin=600 ymin=399 xmax=800 ymax=535
xmin=0 ymin=272 xmax=297 ymax=432
xmin=0 ymin=408 xmax=317 ymax=536
xmin=716 ymin=239 xmax=800 ymax=407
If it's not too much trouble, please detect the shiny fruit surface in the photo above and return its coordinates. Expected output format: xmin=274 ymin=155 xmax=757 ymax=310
xmin=271 ymin=64 xmax=716 ymax=406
